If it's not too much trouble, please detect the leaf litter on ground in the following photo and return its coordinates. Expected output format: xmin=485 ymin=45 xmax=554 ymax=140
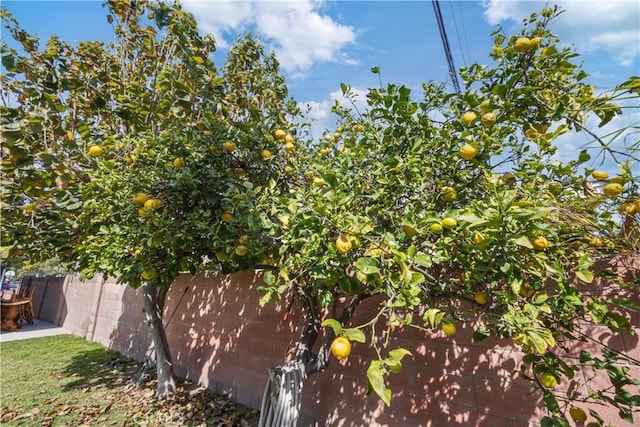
xmin=1 ymin=339 xmax=259 ymax=427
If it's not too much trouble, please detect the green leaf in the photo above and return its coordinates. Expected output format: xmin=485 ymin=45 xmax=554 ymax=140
xmin=356 ymin=257 xmax=381 ymax=275
xmin=407 ymin=245 xmax=417 ymax=258
xmin=473 ymin=328 xmax=490 ymax=342
xmin=423 ymin=308 xmax=444 ymax=328
xmin=543 ymin=390 xmax=560 ymax=413
xmin=457 ymin=213 xmax=487 ymax=226
xmin=263 ymin=270 xmax=276 ymax=286
xmin=388 ymin=348 xmax=412 ymax=362
xmin=366 ymin=360 xmax=391 ymax=406
xmin=342 ymin=328 xmax=365 ymax=343
xmin=413 ymin=254 xmax=432 ymax=268
xmin=609 ymin=298 xmax=640 ymax=312
xmin=575 ymin=269 xmax=593 ymax=283
xmin=321 ymin=318 xmax=343 ymax=336
xmin=511 ymin=236 xmax=533 ymax=249
xmin=526 ymin=330 xmax=548 ymax=353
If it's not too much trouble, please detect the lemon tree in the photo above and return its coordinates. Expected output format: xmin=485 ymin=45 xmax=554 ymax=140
xmin=252 ymin=7 xmax=639 ymax=426
xmin=1 ymin=0 xmax=293 ymax=398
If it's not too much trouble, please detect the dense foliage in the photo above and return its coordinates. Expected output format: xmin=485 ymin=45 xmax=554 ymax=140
xmin=251 ymin=7 xmax=640 ymax=425
xmin=2 ymin=2 xmax=638 ymax=425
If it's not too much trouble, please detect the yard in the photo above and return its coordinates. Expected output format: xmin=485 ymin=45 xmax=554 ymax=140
xmin=0 ymin=335 xmax=258 ymax=426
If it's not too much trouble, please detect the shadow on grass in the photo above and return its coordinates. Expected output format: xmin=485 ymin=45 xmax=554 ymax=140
xmin=60 ymin=346 xmax=139 ymax=392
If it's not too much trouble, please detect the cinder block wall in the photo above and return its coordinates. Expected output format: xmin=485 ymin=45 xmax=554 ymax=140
xmin=25 ymin=257 xmax=639 ymax=426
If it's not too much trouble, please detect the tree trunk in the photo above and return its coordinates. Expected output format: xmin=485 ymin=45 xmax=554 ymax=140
xmin=258 ymin=360 xmax=307 ymax=427
xmin=141 ymin=282 xmax=176 ymax=398
xmin=258 ymin=292 xmax=365 ymax=426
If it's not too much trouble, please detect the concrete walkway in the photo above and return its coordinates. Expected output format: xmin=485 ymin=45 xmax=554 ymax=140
xmin=0 ymin=319 xmax=70 ymax=343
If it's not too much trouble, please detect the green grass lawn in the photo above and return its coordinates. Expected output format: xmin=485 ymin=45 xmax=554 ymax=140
xmin=0 ymin=335 xmax=258 ymax=426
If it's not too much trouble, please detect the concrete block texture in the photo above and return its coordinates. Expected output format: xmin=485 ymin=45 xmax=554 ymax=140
xmin=30 ymin=259 xmax=639 ymax=426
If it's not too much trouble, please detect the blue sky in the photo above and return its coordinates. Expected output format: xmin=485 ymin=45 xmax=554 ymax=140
xmin=3 ymin=1 xmax=640 ymax=171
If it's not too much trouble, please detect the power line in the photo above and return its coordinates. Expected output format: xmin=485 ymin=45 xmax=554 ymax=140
xmin=448 ymin=0 xmax=467 ymax=67
xmin=432 ymin=0 xmax=461 ymax=93
xmin=456 ymin=0 xmax=472 ymax=66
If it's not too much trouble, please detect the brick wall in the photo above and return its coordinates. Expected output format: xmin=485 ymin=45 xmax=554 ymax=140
xmin=24 ymin=259 xmax=639 ymax=426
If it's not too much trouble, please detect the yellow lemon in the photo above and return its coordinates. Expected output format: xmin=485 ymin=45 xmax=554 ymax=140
xmin=223 ymin=141 xmax=237 ymax=152
xmin=274 ymin=129 xmax=286 ymax=140
xmin=622 ymin=203 xmax=637 ymax=215
xmin=430 ymin=223 xmax=443 ymax=233
xmin=335 ymin=235 xmax=352 ymax=254
xmin=514 ymin=37 xmax=532 ymax=53
xmin=462 ymin=111 xmax=477 ymax=126
xmin=591 ymin=170 xmax=609 ymax=181
xmin=173 ymin=157 xmax=185 ymax=168
xmin=144 ymin=199 xmax=162 ymax=210
xmin=330 ymin=337 xmax=351 ymax=360
xmin=481 ymin=112 xmax=496 ymax=127
xmin=284 ymin=134 xmax=294 ymax=144
xmin=353 ymin=124 xmax=364 ymax=133
xmin=540 ymin=372 xmax=558 ymax=389
xmin=441 ymin=217 xmax=457 ymax=229
xmin=261 ymin=149 xmax=272 ymax=160
xmin=220 ymin=212 xmax=232 ymax=223
xmin=441 ymin=322 xmax=456 ymax=337
xmin=235 ymin=245 xmax=248 ymax=256
xmin=459 ymin=144 xmax=479 ymax=160
xmin=141 ymin=268 xmax=157 ymax=281
xmin=285 ymin=142 xmax=295 ymax=153
xmin=441 ymin=186 xmax=458 ymax=202
xmin=590 ymin=236 xmax=603 ymax=248
xmin=402 ymin=225 xmax=417 ymax=237
xmin=474 ymin=291 xmax=489 ymax=305
xmin=532 ymin=236 xmax=550 ymax=250
xmin=87 ymin=145 xmax=104 ymax=157
xmin=312 ymin=177 xmax=325 ymax=186
xmin=132 ymin=193 xmax=149 ymax=205
xmin=529 ymin=37 xmax=543 ymax=48
xmin=603 ymin=183 xmax=622 ymax=197
xmin=473 ymin=234 xmax=487 ymax=250
xmin=569 ymin=406 xmax=587 ymax=423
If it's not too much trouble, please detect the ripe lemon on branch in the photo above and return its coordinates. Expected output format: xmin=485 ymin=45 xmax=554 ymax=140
xmin=462 ymin=111 xmax=477 ymax=126
xmin=173 ymin=157 xmax=185 ymax=168
xmin=330 ymin=337 xmax=351 ymax=360
xmin=591 ymin=170 xmax=609 ymax=181
xmin=88 ymin=145 xmax=104 ymax=157
xmin=441 ymin=186 xmax=457 ymax=202
xmin=132 ymin=193 xmax=149 ymax=205
xmin=459 ymin=144 xmax=478 ymax=160
xmin=532 ymin=236 xmax=550 ymax=250
xmin=441 ymin=322 xmax=457 ymax=337
xmin=474 ymin=291 xmax=489 ymax=305
xmin=603 ymin=183 xmax=622 ymax=197
xmin=335 ymin=235 xmax=352 ymax=254
xmin=540 ymin=372 xmax=558 ymax=389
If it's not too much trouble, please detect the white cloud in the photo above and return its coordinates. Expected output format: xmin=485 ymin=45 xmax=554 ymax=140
xmin=182 ymin=0 xmax=357 ymax=74
xmin=481 ymin=0 xmax=640 ymax=66
xmin=302 ymin=86 xmax=368 ymax=140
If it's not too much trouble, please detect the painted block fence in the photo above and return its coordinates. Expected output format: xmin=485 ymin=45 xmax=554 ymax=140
xmin=21 ymin=259 xmax=639 ymax=426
